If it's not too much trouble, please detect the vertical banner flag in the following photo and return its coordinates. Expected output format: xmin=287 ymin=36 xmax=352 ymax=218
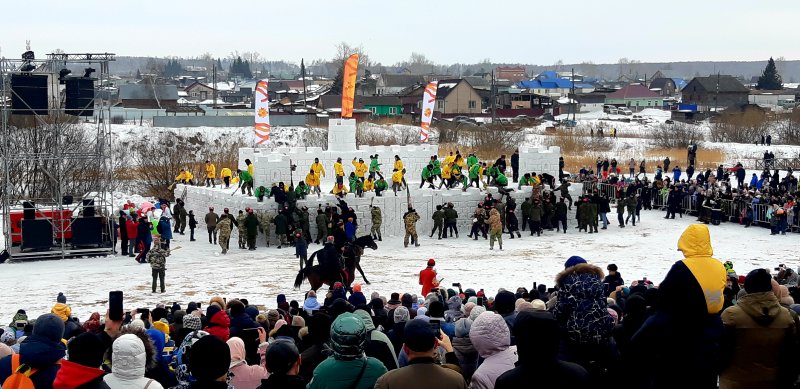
xmin=419 ymin=81 xmax=438 ymax=143
xmin=341 ymin=54 xmax=359 ymax=118
xmin=254 ymin=79 xmax=270 ymax=144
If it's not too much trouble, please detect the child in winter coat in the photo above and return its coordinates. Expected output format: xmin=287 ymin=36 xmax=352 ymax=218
xmin=188 ymin=210 xmax=197 ymax=241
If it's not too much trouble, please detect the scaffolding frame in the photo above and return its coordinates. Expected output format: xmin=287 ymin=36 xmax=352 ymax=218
xmin=0 ymin=52 xmax=116 ymax=260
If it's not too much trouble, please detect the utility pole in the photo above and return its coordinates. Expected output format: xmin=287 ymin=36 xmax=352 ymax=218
xmin=301 ymin=58 xmax=308 ymax=108
xmin=490 ymin=70 xmax=496 ymax=123
xmin=212 ymin=63 xmax=217 ymax=109
xmin=571 ymin=67 xmax=576 ymax=122
xmin=714 ymin=71 xmax=720 ymax=113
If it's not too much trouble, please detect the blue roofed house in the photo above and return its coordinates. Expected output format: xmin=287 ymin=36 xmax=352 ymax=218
xmin=517 ymin=71 xmax=594 ymax=98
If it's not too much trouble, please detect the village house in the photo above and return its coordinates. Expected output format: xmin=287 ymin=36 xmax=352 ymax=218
xmin=604 ymin=84 xmax=663 ymax=110
xmin=117 ymin=84 xmax=179 ymax=109
xmin=402 ymin=78 xmax=482 ymax=115
xmin=495 ymin=66 xmax=527 ymax=83
xmin=375 ymin=74 xmax=425 ymax=95
xmin=682 ymin=75 xmax=749 ymax=111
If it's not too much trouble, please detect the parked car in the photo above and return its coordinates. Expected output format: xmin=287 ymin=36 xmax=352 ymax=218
xmin=603 ymin=104 xmax=617 ymax=114
xmin=617 ymin=107 xmax=633 ymax=115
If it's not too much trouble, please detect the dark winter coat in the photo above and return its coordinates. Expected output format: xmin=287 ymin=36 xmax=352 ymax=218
xmin=229 ymin=312 xmax=260 ymax=339
xmin=273 ymin=213 xmax=289 ymax=234
xmin=0 ymin=334 xmax=66 ymax=388
xmin=259 ymin=374 xmax=306 ymax=389
xmin=552 ymin=263 xmax=614 ymax=346
xmin=138 ymin=219 xmax=152 ymax=244
xmin=630 ymin=225 xmax=727 ymax=389
xmin=244 ymin=213 xmax=259 ymax=237
xmin=510 ymin=153 xmax=519 ymax=169
xmin=188 ymin=214 xmax=197 ymax=229
xmin=272 ymin=186 xmax=286 ymax=204
xmin=432 ymin=210 xmax=445 ymax=225
xmin=444 ymin=207 xmax=458 ymax=223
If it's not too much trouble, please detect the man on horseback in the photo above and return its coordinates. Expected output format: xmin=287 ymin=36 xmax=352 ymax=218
xmin=319 ymin=236 xmax=346 ymax=284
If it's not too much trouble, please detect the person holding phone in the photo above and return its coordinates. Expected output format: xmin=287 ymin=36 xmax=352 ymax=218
xmin=375 ymin=319 xmax=465 ymax=389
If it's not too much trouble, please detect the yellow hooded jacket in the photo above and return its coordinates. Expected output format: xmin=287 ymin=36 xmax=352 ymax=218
xmin=677 ymin=224 xmax=727 ymax=314
xmin=306 ymin=173 xmax=320 ymax=187
xmin=205 ymin=163 xmax=216 ymax=179
xmin=51 ymin=303 xmax=71 ymax=321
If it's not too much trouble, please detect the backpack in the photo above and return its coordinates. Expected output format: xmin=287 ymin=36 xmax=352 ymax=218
xmin=3 ymin=354 xmax=41 ymax=389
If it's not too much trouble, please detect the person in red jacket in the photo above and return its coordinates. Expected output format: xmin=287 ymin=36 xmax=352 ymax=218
xmin=125 ymin=215 xmax=138 ymax=257
xmin=419 ymin=259 xmax=439 ymax=297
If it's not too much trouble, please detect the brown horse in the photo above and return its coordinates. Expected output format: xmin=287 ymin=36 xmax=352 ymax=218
xmin=293 ymin=235 xmax=377 ymax=291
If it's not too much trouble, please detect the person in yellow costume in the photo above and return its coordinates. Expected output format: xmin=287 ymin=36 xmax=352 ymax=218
xmin=204 ymin=160 xmax=216 ymax=188
xmin=311 ymin=157 xmax=326 ymax=178
xmin=331 ymin=182 xmax=348 ymax=195
xmin=352 ymin=157 xmax=368 ymax=180
xmin=306 ymin=168 xmax=321 ymax=197
xmin=363 ymin=177 xmax=375 ymax=192
xmin=334 ymin=157 xmax=345 ymax=186
xmin=391 ymin=169 xmax=404 ymax=196
xmin=175 ymin=169 xmax=194 ymax=185
xmin=439 ymin=163 xmax=452 ymax=189
xmin=220 ymin=167 xmax=232 ymax=188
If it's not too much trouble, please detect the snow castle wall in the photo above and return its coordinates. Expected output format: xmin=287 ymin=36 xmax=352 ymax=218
xmin=182 ymin=119 xmax=563 ymax=243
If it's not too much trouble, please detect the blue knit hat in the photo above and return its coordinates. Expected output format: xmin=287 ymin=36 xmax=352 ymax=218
xmin=564 ymin=256 xmax=587 ymax=269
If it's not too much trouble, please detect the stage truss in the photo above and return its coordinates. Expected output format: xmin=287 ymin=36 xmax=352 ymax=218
xmin=0 ymin=51 xmax=116 ymax=260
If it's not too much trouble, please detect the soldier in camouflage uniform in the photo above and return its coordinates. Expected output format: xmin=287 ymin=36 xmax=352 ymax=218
xmin=216 ymin=210 xmax=234 ymax=254
xmin=403 ymin=207 xmax=420 ymax=248
xmin=236 ymin=210 xmax=247 ymax=249
xmin=147 ymin=236 xmax=169 ymax=293
xmin=257 ymin=210 xmax=273 ymax=247
xmin=371 ymin=206 xmax=382 ymax=241
xmin=315 ymin=208 xmax=328 ymax=244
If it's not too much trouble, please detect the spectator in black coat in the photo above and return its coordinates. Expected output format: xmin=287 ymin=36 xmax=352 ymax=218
xmin=495 ymin=311 xmax=588 ymax=388
xmin=228 ymin=299 xmax=259 ymax=338
xmin=510 ymin=150 xmax=520 ymax=183
xmin=271 ymin=182 xmax=286 ymax=207
xmin=495 ymin=155 xmax=507 ymax=174
xmin=603 ymin=264 xmax=625 ymax=295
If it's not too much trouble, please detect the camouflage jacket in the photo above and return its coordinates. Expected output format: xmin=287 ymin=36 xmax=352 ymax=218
xmin=258 ymin=212 xmax=274 ymax=231
xmin=148 ymin=246 xmax=169 ymax=270
xmin=236 ymin=214 xmax=247 ymax=231
xmin=216 ymin=217 xmax=233 ymax=235
xmin=371 ymin=207 xmax=383 ymax=225
xmin=403 ymin=211 xmax=419 ymax=228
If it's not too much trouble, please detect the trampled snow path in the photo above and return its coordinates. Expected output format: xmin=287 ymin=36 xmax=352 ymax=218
xmin=0 ymin=207 xmax=793 ymax=321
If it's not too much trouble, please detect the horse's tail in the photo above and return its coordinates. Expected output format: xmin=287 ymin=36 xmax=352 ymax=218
xmin=294 ymin=266 xmax=309 ymax=289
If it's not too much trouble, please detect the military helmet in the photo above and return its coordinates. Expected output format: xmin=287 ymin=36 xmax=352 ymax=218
xmin=329 ymin=313 xmax=366 ymax=360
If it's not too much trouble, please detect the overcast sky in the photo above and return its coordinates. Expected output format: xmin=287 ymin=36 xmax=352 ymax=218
xmin=1 ymin=0 xmax=797 ymax=65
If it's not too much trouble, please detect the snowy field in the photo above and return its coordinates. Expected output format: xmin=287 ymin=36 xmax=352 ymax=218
xmin=0 ymin=207 xmax=791 ymax=320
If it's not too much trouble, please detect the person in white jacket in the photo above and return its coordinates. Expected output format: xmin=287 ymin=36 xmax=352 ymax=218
xmin=103 ymin=333 xmax=165 ymax=389
xmin=468 ymin=311 xmax=518 ymax=389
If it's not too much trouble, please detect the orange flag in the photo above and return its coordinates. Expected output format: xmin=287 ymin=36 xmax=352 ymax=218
xmin=341 ymin=54 xmax=359 ymax=118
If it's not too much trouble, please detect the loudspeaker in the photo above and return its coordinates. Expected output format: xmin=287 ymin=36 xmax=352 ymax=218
xmin=65 ymin=77 xmax=95 ymax=116
xmin=62 ymin=195 xmax=73 ymax=205
xmin=71 ymin=217 xmax=102 ymax=247
xmin=22 ymin=201 xmax=35 ymax=220
xmin=82 ymin=199 xmax=95 ymax=218
xmin=21 ymin=219 xmax=53 ymax=251
xmin=11 ymin=74 xmax=49 ymax=115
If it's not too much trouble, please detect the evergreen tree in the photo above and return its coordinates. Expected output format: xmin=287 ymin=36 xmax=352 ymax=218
xmin=329 ymin=64 xmax=344 ymax=95
xmin=135 ymin=69 xmax=142 ymax=80
xmin=757 ymin=57 xmax=782 ymax=90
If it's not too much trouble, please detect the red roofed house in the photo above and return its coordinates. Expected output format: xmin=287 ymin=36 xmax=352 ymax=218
xmin=605 ymin=84 xmax=663 ymax=110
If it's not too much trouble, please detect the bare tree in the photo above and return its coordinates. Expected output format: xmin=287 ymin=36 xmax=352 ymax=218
xmin=652 ymin=123 xmax=705 ymax=148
